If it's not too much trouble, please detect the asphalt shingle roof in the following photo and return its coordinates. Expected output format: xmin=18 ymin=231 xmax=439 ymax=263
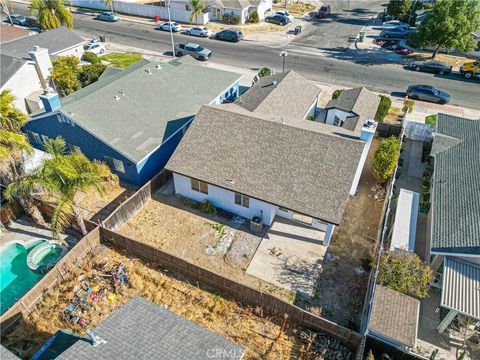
xmin=430 ymin=113 xmax=480 ymax=255
xmin=369 ymin=285 xmax=419 ymax=349
xmin=0 ymin=53 xmax=26 ymax=87
xmin=235 ymin=71 xmax=321 ymax=121
xmin=0 ymin=24 xmax=33 ymax=43
xmin=0 ymin=27 xmax=84 ymax=59
xmin=1 ymin=345 xmax=19 ymax=360
xmin=31 ymin=56 xmax=242 ymax=163
xmin=166 ymin=105 xmax=365 ymax=225
xmin=58 ymin=296 xmax=245 ymax=360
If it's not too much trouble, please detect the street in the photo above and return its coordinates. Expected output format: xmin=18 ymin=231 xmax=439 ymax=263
xmin=6 ymin=2 xmax=480 ymax=109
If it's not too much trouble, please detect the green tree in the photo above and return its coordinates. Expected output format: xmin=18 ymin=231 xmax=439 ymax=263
xmin=189 ymin=0 xmax=205 ymax=25
xmin=79 ymin=63 xmax=106 ymax=87
xmin=374 ymin=95 xmax=392 ymax=122
xmin=409 ymin=0 xmax=480 ymax=59
xmin=249 ymin=10 xmax=259 ymax=23
xmin=378 ymin=251 xmax=432 ymax=298
xmin=104 ymin=0 xmax=114 ymax=12
xmin=51 ymin=56 xmax=81 ymax=96
xmin=373 ymin=136 xmax=400 ymax=185
xmin=30 ymin=0 xmax=73 ymax=31
xmin=5 ymin=138 xmax=117 ymax=237
xmin=386 ymin=0 xmax=413 ymax=22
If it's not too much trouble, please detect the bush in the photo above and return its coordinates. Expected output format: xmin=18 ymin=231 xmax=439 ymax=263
xmin=248 ymin=10 xmax=259 ymax=23
xmin=200 ymin=200 xmax=217 ymax=215
xmin=378 ymin=251 xmax=432 ymax=298
xmin=258 ymin=67 xmax=272 ymax=78
xmin=403 ymin=97 xmax=415 ymax=113
xmin=425 ymin=114 xmax=436 ymax=126
xmin=373 ymin=136 xmax=401 ymax=185
xmin=79 ymin=63 xmax=106 ymax=87
xmin=374 ymin=95 xmax=392 ymax=122
xmin=361 ymin=256 xmax=374 ymax=272
xmin=223 ymin=14 xmax=241 ymax=25
xmin=305 ymin=115 xmax=315 ymax=121
xmin=82 ymin=51 xmax=100 ymax=64
xmin=332 ymin=89 xmax=341 ymax=100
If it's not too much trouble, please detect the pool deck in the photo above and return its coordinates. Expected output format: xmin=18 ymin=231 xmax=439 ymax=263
xmin=0 ymin=217 xmax=79 ymax=250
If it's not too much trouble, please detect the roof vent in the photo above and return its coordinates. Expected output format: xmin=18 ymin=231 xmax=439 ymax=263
xmin=225 ymin=179 xmax=235 ymax=185
xmin=33 ymin=45 xmax=40 ymax=51
xmin=156 ymin=64 xmax=162 ymax=70
xmin=86 ymin=330 xmax=107 ymax=347
xmin=271 ymin=80 xmax=277 ymax=86
xmin=145 ymin=68 xmax=152 ymax=74
xmin=119 ymin=89 xmax=125 ymax=96
xmin=114 ymin=95 xmax=120 ymax=101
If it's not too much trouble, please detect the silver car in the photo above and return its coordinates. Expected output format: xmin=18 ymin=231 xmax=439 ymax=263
xmin=185 ymin=27 xmax=210 ymax=37
xmin=175 ymin=43 xmax=212 ymax=61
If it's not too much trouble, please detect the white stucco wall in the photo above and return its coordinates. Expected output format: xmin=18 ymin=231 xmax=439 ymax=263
xmin=349 ymin=126 xmax=376 ymax=196
xmin=256 ymin=0 xmax=272 ymax=20
xmin=53 ymin=44 xmax=85 ymax=59
xmin=305 ymin=96 xmax=318 ymax=118
xmin=325 ymin=108 xmax=353 ymax=126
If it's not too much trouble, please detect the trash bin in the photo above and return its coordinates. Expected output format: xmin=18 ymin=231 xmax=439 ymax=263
xmin=294 ymin=25 xmax=302 ymax=35
xmin=359 ymin=31 xmax=365 ymax=42
xmin=99 ymin=34 xmax=106 ymax=42
xmin=154 ymin=15 xmax=160 ymax=22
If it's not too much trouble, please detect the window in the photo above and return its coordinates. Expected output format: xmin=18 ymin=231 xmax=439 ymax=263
xmin=191 ymin=178 xmax=208 ymax=194
xmin=105 ymin=156 xmax=125 ymax=173
xmin=292 ymin=213 xmax=313 ymax=225
xmin=333 ymin=115 xmax=342 ymax=126
xmin=26 ymin=130 xmax=42 ymax=144
xmin=234 ymin=193 xmax=249 ymax=208
xmin=68 ymin=144 xmax=81 ymax=153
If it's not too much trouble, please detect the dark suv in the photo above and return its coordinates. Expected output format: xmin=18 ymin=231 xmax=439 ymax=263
xmin=265 ymin=14 xmax=287 ymax=26
xmin=215 ymin=29 xmax=243 ymax=42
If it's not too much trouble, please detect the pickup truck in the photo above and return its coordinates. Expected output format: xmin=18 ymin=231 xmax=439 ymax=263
xmin=460 ymin=60 xmax=480 ymax=79
xmin=174 ymin=43 xmax=212 ymax=61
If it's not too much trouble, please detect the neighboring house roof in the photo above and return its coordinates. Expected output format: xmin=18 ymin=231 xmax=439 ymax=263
xmin=0 ymin=53 xmax=27 ymax=88
xmin=57 ymin=296 xmax=245 ymax=360
xmin=30 ymin=56 xmax=242 ymax=163
xmin=0 ymin=24 xmax=34 ymax=43
xmin=166 ymin=105 xmax=365 ymax=225
xmin=368 ymin=285 xmax=420 ymax=349
xmin=204 ymin=0 xmax=260 ymax=9
xmin=441 ymin=257 xmax=480 ymax=320
xmin=1 ymin=345 xmax=19 ymax=360
xmin=430 ymin=113 xmax=480 ymax=255
xmin=326 ymin=87 xmax=380 ymax=133
xmin=235 ymin=71 xmax=321 ymax=121
xmin=0 ymin=27 xmax=85 ymax=59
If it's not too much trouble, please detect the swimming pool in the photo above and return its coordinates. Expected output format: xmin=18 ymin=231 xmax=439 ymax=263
xmin=0 ymin=241 xmax=46 ymax=315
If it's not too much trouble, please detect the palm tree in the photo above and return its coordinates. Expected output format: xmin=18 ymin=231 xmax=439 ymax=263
xmin=29 ymin=0 xmax=73 ymax=31
xmin=189 ymin=0 xmax=205 ymax=25
xmin=5 ymin=138 xmax=117 ymax=237
xmin=104 ymin=0 xmax=114 ymax=12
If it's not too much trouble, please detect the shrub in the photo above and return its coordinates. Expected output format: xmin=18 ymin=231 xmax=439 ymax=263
xmin=425 ymin=114 xmax=436 ymax=126
xmin=223 ymin=14 xmax=241 ymax=25
xmin=373 ymin=136 xmax=401 ymax=185
xmin=248 ymin=10 xmax=259 ymax=23
xmin=377 ymin=251 xmax=432 ymax=298
xmin=403 ymin=97 xmax=415 ymax=113
xmin=361 ymin=256 xmax=374 ymax=272
xmin=305 ymin=115 xmax=315 ymax=121
xmin=258 ymin=67 xmax=272 ymax=78
xmin=200 ymin=200 xmax=217 ymax=215
xmin=78 ymin=63 xmax=106 ymax=87
xmin=366 ymin=350 xmax=375 ymax=360
xmin=82 ymin=51 xmax=100 ymax=64
xmin=332 ymin=89 xmax=341 ymax=100
xmin=374 ymin=95 xmax=392 ymax=122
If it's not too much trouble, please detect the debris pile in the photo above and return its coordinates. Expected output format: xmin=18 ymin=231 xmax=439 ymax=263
xmin=370 ymin=184 xmax=386 ymax=201
xmin=299 ymin=330 xmax=354 ymax=360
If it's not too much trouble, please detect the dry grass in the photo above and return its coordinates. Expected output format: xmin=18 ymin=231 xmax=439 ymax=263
xmin=383 ymin=107 xmax=403 ymax=125
xmin=204 ymin=21 xmax=288 ymax=35
xmin=2 ymin=245 xmax=335 ymax=359
xmin=273 ymin=3 xmax=316 ymax=16
xmin=406 ymin=52 xmax=471 ymax=68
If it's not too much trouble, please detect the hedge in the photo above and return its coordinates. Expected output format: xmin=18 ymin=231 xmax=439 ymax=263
xmin=374 ymin=95 xmax=392 ymax=122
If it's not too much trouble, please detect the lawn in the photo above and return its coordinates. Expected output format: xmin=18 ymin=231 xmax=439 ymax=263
xmin=99 ymin=52 xmax=143 ymax=68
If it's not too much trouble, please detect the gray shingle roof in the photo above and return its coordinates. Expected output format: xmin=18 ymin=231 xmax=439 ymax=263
xmin=166 ymin=105 xmax=365 ymax=225
xmin=235 ymin=71 xmax=321 ymax=121
xmin=58 ymin=296 xmax=245 ymax=360
xmin=430 ymin=113 xmax=480 ymax=255
xmin=0 ymin=27 xmax=85 ymax=60
xmin=1 ymin=345 xmax=19 ymax=360
xmin=31 ymin=57 xmax=242 ymax=163
xmin=0 ymin=53 xmax=26 ymax=87
xmin=369 ymin=285 xmax=419 ymax=349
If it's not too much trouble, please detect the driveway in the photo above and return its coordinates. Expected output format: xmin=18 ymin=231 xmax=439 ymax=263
xmin=292 ymin=0 xmax=384 ymax=49
xmin=246 ymin=217 xmax=327 ymax=299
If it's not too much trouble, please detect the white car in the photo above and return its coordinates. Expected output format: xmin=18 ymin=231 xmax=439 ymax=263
xmin=275 ymin=10 xmax=294 ymax=23
xmin=382 ymin=20 xmax=410 ymax=30
xmin=156 ymin=22 xmax=182 ymax=32
xmin=83 ymin=42 xmax=106 ymax=54
xmin=185 ymin=27 xmax=211 ymax=38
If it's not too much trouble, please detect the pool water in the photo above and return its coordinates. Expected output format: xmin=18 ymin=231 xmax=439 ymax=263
xmin=0 ymin=241 xmax=45 ymax=315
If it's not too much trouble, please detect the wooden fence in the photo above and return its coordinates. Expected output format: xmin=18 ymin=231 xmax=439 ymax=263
xmin=0 ymin=227 xmax=101 ymax=334
xmin=376 ymin=122 xmax=402 ymax=138
xmin=100 ymin=227 xmax=362 ymax=351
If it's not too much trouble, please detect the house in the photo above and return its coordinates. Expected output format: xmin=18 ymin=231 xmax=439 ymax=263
xmin=426 ymin=113 xmax=480 ymax=333
xmin=165 ymin=102 xmax=377 ymax=245
xmin=23 ymin=56 xmax=243 ymax=185
xmin=34 ymin=297 xmax=245 ymax=359
xmin=0 ymin=27 xmax=86 ymax=113
xmin=0 ymin=24 xmax=35 ymax=43
xmin=324 ymin=87 xmax=380 ymax=132
xmin=234 ymin=70 xmax=320 ymax=120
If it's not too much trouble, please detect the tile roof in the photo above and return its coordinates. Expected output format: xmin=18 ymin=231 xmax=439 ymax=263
xmin=369 ymin=285 xmax=419 ymax=349
xmin=0 ymin=27 xmax=85 ymax=60
xmin=235 ymin=71 xmax=321 ymax=121
xmin=30 ymin=57 xmax=242 ymax=163
xmin=0 ymin=24 xmax=33 ymax=43
xmin=57 ymin=296 xmax=245 ymax=360
xmin=0 ymin=53 xmax=27 ymax=88
xmin=166 ymin=105 xmax=365 ymax=225
xmin=430 ymin=113 xmax=480 ymax=255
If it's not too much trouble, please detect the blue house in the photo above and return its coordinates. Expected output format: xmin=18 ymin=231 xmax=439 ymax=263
xmin=23 ymin=56 xmax=242 ymax=185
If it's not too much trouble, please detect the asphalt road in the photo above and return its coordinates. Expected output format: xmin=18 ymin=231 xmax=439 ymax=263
xmin=5 ymin=2 xmax=480 ymax=110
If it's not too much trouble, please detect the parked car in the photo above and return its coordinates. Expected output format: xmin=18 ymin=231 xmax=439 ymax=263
xmin=215 ymin=29 xmax=243 ymax=42
xmin=409 ymin=60 xmax=452 ymax=75
xmin=83 ymin=42 xmax=106 ymax=54
xmin=382 ymin=20 xmax=410 ymax=30
xmin=7 ymin=14 xmax=27 ymax=26
xmin=185 ymin=27 xmax=210 ymax=37
xmin=315 ymin=5 xmax=331 ymax=18
xmin=406 ymin=85 xmax=451 ymax=104
xmin=175 ymin=43 xmax=211 ymax=61
xmin=275 ymin=10 xmax=294 ymax=23
xmin=380 ymin=27 xmax=412 ymax=38
xmin=265 ymin=14 xmax=288 ymax=26
xmin=96 ymin=12 xmax=119 ymax=22
xmin=156 ymin=22 xmax=182 ymax=32
xmin=25 ymin=16 xmax=40 ymax=28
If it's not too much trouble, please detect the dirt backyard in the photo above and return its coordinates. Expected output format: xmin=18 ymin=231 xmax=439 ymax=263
xmin=2 ymin=245 xmax=354 ymax=360
xmin=117 ymin=194 xmax=293 ymax=300
xmin=298 ymin=137 xmax=385 ymax=329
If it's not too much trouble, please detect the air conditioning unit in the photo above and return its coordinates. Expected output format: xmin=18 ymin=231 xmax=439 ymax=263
xmin=250 ymin=216 xmax=262 ymax=233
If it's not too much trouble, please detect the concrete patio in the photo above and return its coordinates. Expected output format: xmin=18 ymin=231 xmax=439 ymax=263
xmin=246 ymin=217 xmax=327 ymax=299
